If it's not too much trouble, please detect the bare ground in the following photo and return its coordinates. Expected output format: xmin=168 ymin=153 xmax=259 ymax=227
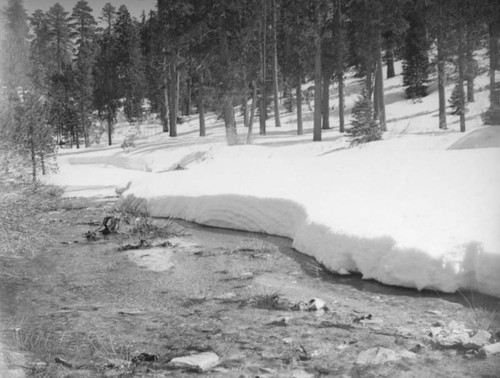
xmin=0 ymin=195 xmax=499 ymax=378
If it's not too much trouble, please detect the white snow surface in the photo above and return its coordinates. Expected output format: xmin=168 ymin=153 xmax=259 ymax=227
xmin=46 ymin=63 xmax=500 ymax=297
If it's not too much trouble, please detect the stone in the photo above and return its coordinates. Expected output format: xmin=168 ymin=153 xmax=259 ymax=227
xmin=240 ymin=272 xmax=254 ymax=280
xmin=435 ymin=331 xmax=470 ymax=347
xmin=464 ymin=330 xmax=491 ymax=350
xmin=426 ymin=310 xmax=442 ymax=315
xmin=399 ymin=350 xmax=417 ymax=359
xmin=479 ymin=342 xmax=500 ymax=357
xmin=356 ymin=347 xmax=400 ymax=365
xmin=307 ymin=298 xmax=327 ymax=311
xmin=292 ymin=370 xmax=315 ymax=378
xmin=168 ymin=352 xmax=220 ymax=372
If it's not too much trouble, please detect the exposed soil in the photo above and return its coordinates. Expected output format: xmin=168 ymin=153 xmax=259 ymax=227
xmin=1 ymin=196 xmax=499 ymax=377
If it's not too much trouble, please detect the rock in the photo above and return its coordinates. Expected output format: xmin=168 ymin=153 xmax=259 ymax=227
xmin=240 ymin=272 xmax=254 ymax=280
xmin=435 ymin=331 xmax=470 ymax=347
xmin=409 ymin=344 xmax=423 ymax=353
xmin=266 ymin=317 xmax=292 ymax=326
xmin=432 ymin=320 xmax=446 ymax=327
xmin=307 ymin=298 xmax=328 ymax=311
xmin=292 ymin=370 xmax=315 ymax=378
xmin=399 ymin=350 xmax=417 ymax=359
xmin=167 ymin=352 xmax=220 ymax=372
xmin=426 ymin=310 xmax=442 ymax=315
xmin=479 ymin=342 xmax=500 ymax=357
xmin=356 ymin=347 xmax=400 ymax=365
xmin=464 ymin=330 xmax=491 ymax=350
xmin=215 ymin=292 xmax=237 ymax=300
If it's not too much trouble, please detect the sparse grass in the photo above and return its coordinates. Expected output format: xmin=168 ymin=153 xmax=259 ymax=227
xmin=112 ymin=194 xmax=176 ymax=239
xmin=6 ymin=321 xmax=66 ymax=360
xmin=113 ymin=194 xmax=150 ymax=218
xmin=0 ymin=179 xmax=61 ymax=257
xmin=248 ymin=287 xmax=287 ymax=310
xmin=230 ymin=238 xmax=280 ymax=255
xmin=458 ymin=290 xmax=500 ymax=332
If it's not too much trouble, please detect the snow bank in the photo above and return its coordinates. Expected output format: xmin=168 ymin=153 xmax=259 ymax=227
xmin=123 ymin=145 xmax=500 ymax=297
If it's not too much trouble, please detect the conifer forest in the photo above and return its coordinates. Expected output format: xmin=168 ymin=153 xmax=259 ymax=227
xmin=1 ymin=0 xmax=500 ymax=180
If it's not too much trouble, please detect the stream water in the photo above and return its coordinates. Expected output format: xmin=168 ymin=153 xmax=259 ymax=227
xmin=176 ymin=219 xmax=500 ymax=313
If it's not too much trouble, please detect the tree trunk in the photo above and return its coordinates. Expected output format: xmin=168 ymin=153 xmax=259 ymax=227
xmin=313 ymin=2 xmax=322 ymax=141
xmin=336 ymin=0 xmax=344 ymax=133
xmin=322 ymin=73 xmax=330 ymax=129
xmin=169 ymin=63 xmax=178 ymax=137
xmin=466 ymin=30 xmax=475 ymax=102
xmin=161 ymin=55 xmax=169 ymax=133
xmin=40 ymin=152 xmax=45 ymax=175
xmin=375 ymin=37 xmax=386 ymax=132
xmin=490 ymin=22 xmax=499 ymax=108
xmin=224 ymin=96 xmax=238 ymax=145
xmin=107 ymin=112 xmax=113 ymax=145
xmin=186 ymin=75 xmax=192 ymax=116
xmin=271 ymin=0 xmax=281 ymax=127
xmin=437 ymin=28 xmax=447 ymax=130
xmin=29 ymin=122 xmax=36 ymax=181
xmin=458 ymin=21 xmax=466 ymax=133
xmin=242 ymin=100 xmax=249 ymax=127
xmin=259 ymin=0 xmax=267 ymax=136
xmin=386 ymin=48 xmax=395 ymax=78
xmin=247 ymin=80 xmax=258 ymax=143
xmin=297 ymin=73 xmax=303 ymax=135
xmin=199 ymin=75 xmax=206 ymax=137
xmin=75 ymin=120 xmax=80 ymax=149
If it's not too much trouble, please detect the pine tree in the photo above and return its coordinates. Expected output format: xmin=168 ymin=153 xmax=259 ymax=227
xmin=347 ymin=91 xmax=381 ymax=146
xmin=71 ymin=0 xmax=98 ymax=147
xmin=114 ymin=5 xmax=146 ymax=124
xmin=46 ymin=2 xmax=74 ymax=144
xmin=94 ymin=3 xmax=119 ymax=145
xmin=402 ymin=1 xmax=430 ymax=99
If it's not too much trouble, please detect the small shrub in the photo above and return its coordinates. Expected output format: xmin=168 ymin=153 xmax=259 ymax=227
xmin=482 ymin=105 xmax=500 ymax=125
xmin=449 ymin=84 xmax=464 ymax=115
xmin=347 ymin=92 xmax=382 ymax=146
xmin=114 ymin=195 xmax=150 ymax=218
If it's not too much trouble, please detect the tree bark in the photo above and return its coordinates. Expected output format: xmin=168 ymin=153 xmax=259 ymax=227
xmin=322 ymin=73 xmax=330 ymax=129
xmin=490 ymin=22 xmax=499 ymax=108
xmin=297 ymin=72 xmax=303 ymax=135
xmin=386 ymin=48 xmax=395 ymax=78
xmin=271 ymin=0 xmax=281 ymax=127
xmin=458 ymin=21 xmax=466 ymax=133
xmin=466 ymin=30 xmax=475 ymax=102
xmin=198 ymin=73 xmax=205 ymax=137
xmin=437 ymin=28 xmax=447 ymax=130
xmin=259 ymin=0 xmax=267 ymax=136
xmin=186 ymin=75 xmax=193 ymax=116
xmin=375 ymin=37 xmax=386 ymax=132
xmin=247 ymin=80 xmax=258 ymax=143
xmin=169 ymin=62 xmax=178 ymax=137
xmin=224 ymin=96 xmax=238 ymax=145
xmin=313 ymin=1 xmax=322 ymax=141
xmin=337 ymin=0 xmax=344 ymax=133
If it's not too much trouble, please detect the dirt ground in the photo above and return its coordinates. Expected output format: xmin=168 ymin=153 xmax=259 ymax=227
xmin=0 ymin=195 xmax=499 ymax=377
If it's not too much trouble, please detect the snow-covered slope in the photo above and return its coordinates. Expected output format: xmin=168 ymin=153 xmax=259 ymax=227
xmin=47 ymin=61 xmax=500 ymax=297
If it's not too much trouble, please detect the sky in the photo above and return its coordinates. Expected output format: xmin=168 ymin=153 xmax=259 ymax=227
xmin=1 ymin=0 xmax=157 ymax=18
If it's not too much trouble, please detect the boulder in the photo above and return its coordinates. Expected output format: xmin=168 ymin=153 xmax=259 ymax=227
xmin=356 ymin=347 xmax=400 ymax=365
xmin=464 ymin=330 xmax=491 ymax=350
xmin=168 ymin=352 xmax=220 ymax=372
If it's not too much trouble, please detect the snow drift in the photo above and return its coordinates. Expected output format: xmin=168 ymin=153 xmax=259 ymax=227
xmin=122 ymin=144 xmax=500 ymax=297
